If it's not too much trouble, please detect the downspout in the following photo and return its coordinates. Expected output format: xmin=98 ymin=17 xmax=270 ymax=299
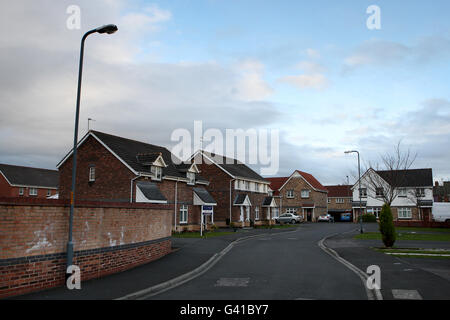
xmin=229 ymin=178 xmax=236 ymax=224
xmin=174 ymin=179 xmax=179 ymax=232
xmin=130 ymin=175 xmax=140 ymax=203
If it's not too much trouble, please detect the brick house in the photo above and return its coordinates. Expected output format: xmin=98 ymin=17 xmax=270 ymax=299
xmin=351 ymin=168 xmax=434 ymax=222
xmin=190 ymin=151 xmax=275 ymax=227
xmin=324 ymin=185 xmax=353 ymax=222
xmin=433 ymin=181 xmax=450 ymax=202
xmin=267 ymin=170 xmax=328 ymax=222
xmin=57 ymin=130 xmax=217 ymax=232
xmin=0 ymin=164 xmax=58 ymax=199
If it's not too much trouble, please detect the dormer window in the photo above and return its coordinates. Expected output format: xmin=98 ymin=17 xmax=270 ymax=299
xmin=187 ymin=172 xmax=195 ymax=185
xmin=151 ymin=166 xmax=162 ymax=181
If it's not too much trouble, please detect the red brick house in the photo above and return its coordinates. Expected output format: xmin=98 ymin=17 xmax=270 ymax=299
xmin=190 ymin=151 xmax=275 ymax=227
xmin=57 ymin=131 xmax=216 ymax=232
xmin=267 ymin=170 xmax=328 ymax=222
xmin=324 ymin=185 xmax=353 ymax=222
xmin=0 ymin=164 xmax=58 ymax=199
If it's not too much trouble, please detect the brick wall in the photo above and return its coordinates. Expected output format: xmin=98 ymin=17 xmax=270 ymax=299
xmin=59 ymin=135 xmax=135 ymax=202
xmin=279 ymin=176 xmax=327 ymax=220
xmin=0 ymin=198 xmax=172 ymax=298
xmin=197 ymin=162 xmax=269 ymax=227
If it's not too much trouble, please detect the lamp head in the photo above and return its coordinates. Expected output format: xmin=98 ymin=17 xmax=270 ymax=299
xmin=96 ymin=24 xmax=118 ymax=34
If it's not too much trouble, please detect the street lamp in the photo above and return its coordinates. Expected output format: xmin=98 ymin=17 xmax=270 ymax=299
xmin=66 ymin=24 xmax=118 ymax=281
xmin=345 ymin=150 xmax=364 ymax=234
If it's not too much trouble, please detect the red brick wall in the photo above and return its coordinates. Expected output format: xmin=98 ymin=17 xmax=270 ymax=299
xmin=59 ymin=135 xmax=135 ymax=202
xmin=0 ymin=198 xmax=172 ymax=298
xmin=0 ymin=173 xmax=12 ymax=197
xmin=196 ymin=162 xmax=269 ymax=226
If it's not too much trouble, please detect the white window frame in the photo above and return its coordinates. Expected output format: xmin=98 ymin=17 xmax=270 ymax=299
xmin=89 ymin=166 xmax=96 ymax=182
xmin=187 ymin=172 xmax=195 ymax=185
xmin=47 ymin=189 xmax=51 ymax=197
xmin=359 ymin=188 xmax=367 ymax=198
xmin=19 ymin=187 xmax=24 ymax=196
xmin=367 ymin=207 xmax=381 ymax=218
xmin=29 ymin=188 xmax=38 ymax=196
xmin=255 ymin=206 xmax=260 ymax=220
xmin=301 ymin=189 xmax=310 ymax=198
xmin=286 ymin=190 xmax=294 ymax=198
xmin=151 ymin=166 xmax=162 ymax=181
xmin=398 ymin=207 xmax=412 ymax=219
xmin=375 ymin=188 xmax=384 ymax=197
xmin=398 ymin=188 xmax=407 ymax=197
xmin=327 ymin=198 xmax=331 ymax=204
xmin=336 ymin=198 xmax=345 ymax=204
xmin=286 ymin=208 xmax=297 ymax=214
xmin=179 ymin=205 xmax=188 ymax=224
xmin=416 ymin=188 xmax=425 ymax=198
xmin=244 ymin=181 xmax=250 ymax=191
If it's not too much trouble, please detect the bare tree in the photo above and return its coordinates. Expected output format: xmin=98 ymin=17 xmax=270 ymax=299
xmin=363 ymin=141 xmax=417 ymax=206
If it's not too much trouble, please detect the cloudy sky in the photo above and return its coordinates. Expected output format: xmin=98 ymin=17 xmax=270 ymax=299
xmin=0 ymin=0 xmax=449 ymax=185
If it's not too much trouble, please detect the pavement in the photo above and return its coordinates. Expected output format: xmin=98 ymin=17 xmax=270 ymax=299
xmin=13 ymin=226 xmax=299 ymax=300
xmin=325 ymin=224 xmax=450 ymax=300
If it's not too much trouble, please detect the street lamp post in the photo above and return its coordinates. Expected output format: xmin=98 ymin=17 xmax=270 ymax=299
xmin=66 ymin=24 xmax=118 ymax=280
xmin=345 ymin=150 xmax=363 ymax=234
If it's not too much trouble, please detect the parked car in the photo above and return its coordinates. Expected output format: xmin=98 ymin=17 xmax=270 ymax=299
xmin=432 ymin=203 xmax=450 ymax=222
xmin=318 ymin=214 xmax=334 ymax=223
xmin=275 ymin=213 xmax=303 ymax=224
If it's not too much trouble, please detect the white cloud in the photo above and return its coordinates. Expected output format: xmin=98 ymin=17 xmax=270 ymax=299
xmin=232 ymin=60 xmax=273 ymax=101
xmin=279 ymin=73 xmax=329 ymax=90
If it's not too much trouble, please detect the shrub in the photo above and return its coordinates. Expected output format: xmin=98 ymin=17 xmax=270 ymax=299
xmin=358 ymin=214 xmax=377 ymax=223
xmin=379 ymin=204 xmax=396 ymax=248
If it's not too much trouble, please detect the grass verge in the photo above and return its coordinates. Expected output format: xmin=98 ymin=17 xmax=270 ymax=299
xmin=354 ymin=232 xmax=450 ymax=241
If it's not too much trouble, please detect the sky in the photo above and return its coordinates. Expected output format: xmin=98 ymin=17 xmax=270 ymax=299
xmin=0 ymin=0 xmax=449 ymax=185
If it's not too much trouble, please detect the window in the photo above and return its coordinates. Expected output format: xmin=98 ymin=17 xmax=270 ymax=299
xmin=151 ymin=166 xmax=162 ymax=181
xmin=398 ymin=207 xmax=412 ymax=219
xmin=286 ymin=190 xmax=294 ymax=198
xmin=398 ymin=188 xmax=407 ymax=197
xmin=375 ymin=188 xmax=384 ymax=197
xmin=272 ymin=207 xmax=279 ymax=219
xmin=359 ymin=188 xmax=367 ymax=198
xmin=336 ymin=198 xmax=345 ymax=204
xmin=47 ymin=189 xmax=51 ymax=197
xmin=327 ymin=198 xmax=331 ymax=204
xmin=255 ymin=207 xmax=260 ymax=220
xmin=89 ymin=166 xmax=96 ymax=182
xmin=244 ymin=181 xmax=250 ymax=191
xmin=19 ymin=188 xmax=24 ymax=196
xmin=179 ymin=205 xmax=188 ymax=224
xmin=416 ymin=188 xmax=425 ymax=198
xmin=187 ymin=172 xmax=195 ymax=185
xmin=286 ymin=208 xmax=297 ymax=214
xmin=301 ymin=190 xmax=310 ymax=198
xmin=29 ymin=188 xmax=37 ymax=196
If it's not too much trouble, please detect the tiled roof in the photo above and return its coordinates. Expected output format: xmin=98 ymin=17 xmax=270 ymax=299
xmin=325 ymin=185 xmax=352 ymax=197
xmin=0 ymin=164 xmax=58 ymax=188
xmin=376 ymin=168 xmax=433 ymax=188
xmin=136 ymin=181 xmax=167 ymax=202
xmin=193 ymin=187 xmax=217 ymax=205
xmin=295 ymin=170 xmax=327 ymax=192
xmin=197 ymin=151 xmax=267 ymax=183
xmin=267 ymin=170 xmax=327 ymax=193
xmin=266 ymin=177 xmax=289 ymax=194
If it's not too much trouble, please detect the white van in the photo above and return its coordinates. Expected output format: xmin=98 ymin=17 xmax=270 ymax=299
xmin=432 ymin=202 xmax=450 ymax=222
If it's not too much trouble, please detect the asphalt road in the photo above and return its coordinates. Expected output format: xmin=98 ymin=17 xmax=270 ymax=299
xmin=150 ymin=223 xmax=368 ymax=300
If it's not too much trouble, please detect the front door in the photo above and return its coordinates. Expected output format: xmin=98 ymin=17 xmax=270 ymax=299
xmin=306 ymin=209 xmax=312 ymax=222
